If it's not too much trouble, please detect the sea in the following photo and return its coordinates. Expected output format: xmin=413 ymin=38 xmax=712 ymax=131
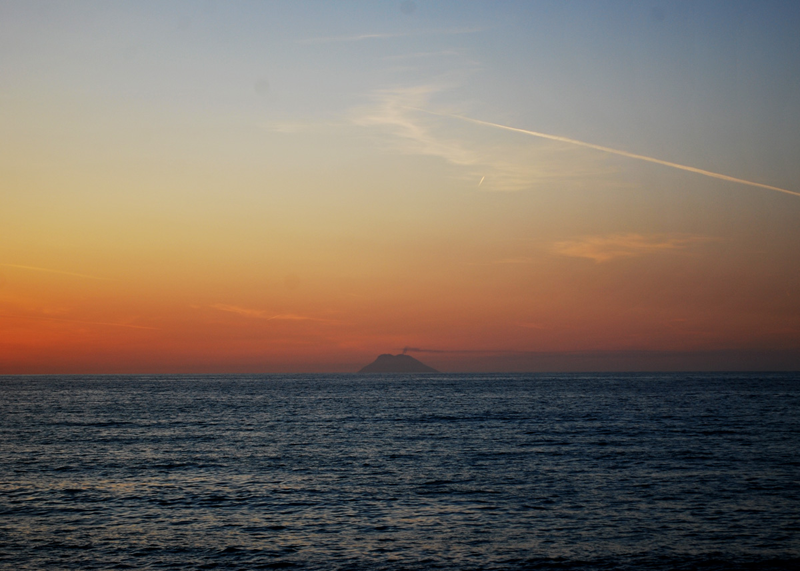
xmin=1 ymin=373 xmax=798 ymax=570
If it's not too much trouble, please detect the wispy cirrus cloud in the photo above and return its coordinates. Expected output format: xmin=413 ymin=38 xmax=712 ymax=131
xmin=352 ymin=85 xmax=615 ymax=191
xmin=552 ymin=233 xmax=712 ymax=263
xmin=353 ymin=84 xmax=476 ymax=165
xmin=211 ymin=304 xmax=330 ymax=322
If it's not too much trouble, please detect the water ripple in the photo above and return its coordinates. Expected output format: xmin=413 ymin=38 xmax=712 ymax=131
xmin=0 ymin=372 xmax=798 ymax=569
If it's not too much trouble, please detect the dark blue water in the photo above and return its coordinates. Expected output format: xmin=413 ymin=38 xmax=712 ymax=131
xmin=1 ymin=373 xmax=798 ymax=570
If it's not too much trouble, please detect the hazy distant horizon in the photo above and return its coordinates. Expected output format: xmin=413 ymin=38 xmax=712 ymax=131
xmin=3 ymin=348 xmax=798 ymax=376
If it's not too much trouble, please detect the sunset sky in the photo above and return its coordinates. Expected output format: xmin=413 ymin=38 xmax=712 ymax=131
xmin=2 ymin=0 xmax=799 ymax=373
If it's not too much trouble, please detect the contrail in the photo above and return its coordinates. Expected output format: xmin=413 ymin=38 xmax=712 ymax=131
xmin=409 ymin=108 xmax=800 ymax=199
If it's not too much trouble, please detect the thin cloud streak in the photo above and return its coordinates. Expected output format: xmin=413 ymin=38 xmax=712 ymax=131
xmin=411 ymin=109 xmax=800 ymax=199
xmin=300 ymin=28 xmax=481 ymax=44
xmin=211 ymin=304 xmax=329 ymax=322
xmin=1 ymin=313 xmax=158 ymax=330
xmin=402 ymin=346 xmax=526 ymax=355
xmin=517 ymin=323 xmax=547 ymax=329
xmin=383 ymin=50 xmax=460 ymax=61
xmin=553 ymin=233 xmax=711 ymax=263
xmin=269 ymin=314 xmax=323 ymax=321
xmin=465 ymin=257 xmax=536 ymax=266
xmin=0 ymin=264 xmax=110 ymax=281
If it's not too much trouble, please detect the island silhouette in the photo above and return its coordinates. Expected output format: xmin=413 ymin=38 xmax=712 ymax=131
xmin=358 ymin=353 xmax=439 ymax=373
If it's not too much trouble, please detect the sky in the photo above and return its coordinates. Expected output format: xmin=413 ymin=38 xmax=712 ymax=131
xmin=1 ymin=0 xmax=799 ymax=373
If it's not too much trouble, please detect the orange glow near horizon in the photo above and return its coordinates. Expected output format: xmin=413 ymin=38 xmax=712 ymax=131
xmin=2 ymin=2 xmax=799 ymax=373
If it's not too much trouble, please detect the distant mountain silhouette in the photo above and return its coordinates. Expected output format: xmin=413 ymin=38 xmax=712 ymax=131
xmin=358 ymin=353 xmax=439 ymax=373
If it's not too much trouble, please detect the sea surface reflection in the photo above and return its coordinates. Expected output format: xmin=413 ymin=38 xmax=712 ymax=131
xmin=1 ymin=373 xmax=798 ymax=570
